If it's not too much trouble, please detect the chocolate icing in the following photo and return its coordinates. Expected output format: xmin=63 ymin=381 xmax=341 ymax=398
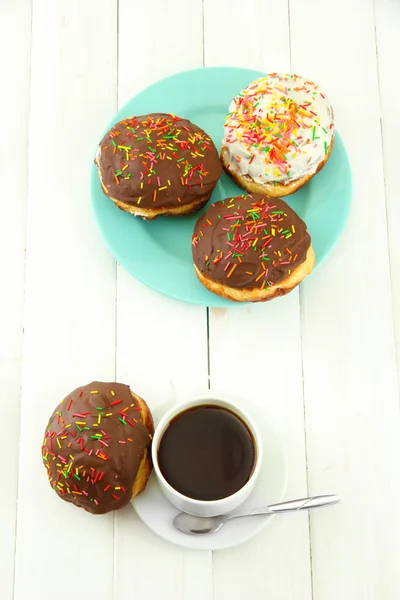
xmin=42 ymin=382 xmax=152 ymax=515
xmin=96 ymin=113 xmax=222 ymax=209
xmin=192 ymin=194 xmax=311 ymax=289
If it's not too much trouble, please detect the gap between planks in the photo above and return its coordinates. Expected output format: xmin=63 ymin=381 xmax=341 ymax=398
xmin=11 ymin=1 xmax=34 ymax=598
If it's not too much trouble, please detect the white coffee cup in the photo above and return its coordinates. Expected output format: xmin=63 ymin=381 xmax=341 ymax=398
xmin=151 ymin=390 xmax=263 ymax=517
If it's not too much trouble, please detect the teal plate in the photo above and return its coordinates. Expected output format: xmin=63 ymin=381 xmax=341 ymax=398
xmin=91 ymin=67 xmax=352 ymax=307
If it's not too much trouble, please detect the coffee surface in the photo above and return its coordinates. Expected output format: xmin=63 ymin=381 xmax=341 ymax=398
xmin=158 ymin=405 xmax=255 ymax=501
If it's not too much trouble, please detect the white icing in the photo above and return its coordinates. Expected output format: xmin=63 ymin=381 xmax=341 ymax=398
xmin=222 ymin=73 xmax=334 ymax=184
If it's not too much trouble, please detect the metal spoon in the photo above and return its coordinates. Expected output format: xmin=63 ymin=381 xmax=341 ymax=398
xmin=173 ymin=494 xmax=340 ymax=535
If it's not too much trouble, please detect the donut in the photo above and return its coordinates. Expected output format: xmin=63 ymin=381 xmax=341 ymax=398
xmin=41 ymin=382 xmax=154 ymax=514
xmin=221 ymin=73 xmax=334 ymax=197
xmin=192 ymin=193 xmax=315 ymax=302
xmin=95 ymin=113 xmax=222 ymax=220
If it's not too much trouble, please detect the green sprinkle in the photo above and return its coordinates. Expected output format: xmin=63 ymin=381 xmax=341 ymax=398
xmin=74 ymin=474 xmax=81 ymax=481
xmin=76 ymin=425 xmax=82 ymax=431
xmin=312 ymin=126 xmax=316 ymax=141
xmin=111 ymin=140 xmax=116 ymax=147
xmin=96 ymin=407 xmax=103 ymax=411
xmin=84 ymin=427 xmax=90 ymax=431
xmin=324 ymin=141 xmax=328 ymax=154
xmin=177 ymin=157 xmax=185 ymax=162
xmin=118 ymin=417 xmax=126 ymax=424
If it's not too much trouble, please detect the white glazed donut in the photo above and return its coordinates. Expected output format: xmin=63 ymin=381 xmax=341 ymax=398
xmin=221 ymin=73 xmax=335 ymax=197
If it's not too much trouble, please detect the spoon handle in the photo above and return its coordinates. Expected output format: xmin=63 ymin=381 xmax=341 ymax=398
xmin=248 ymin=494 xmax=340 ymax=516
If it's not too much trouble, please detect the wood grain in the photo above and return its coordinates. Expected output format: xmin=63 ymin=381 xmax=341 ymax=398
xmin=375 ymin=0 xmax=400 ymax=381
xmin=290 ymin=0 xmax=400 ymax=598
xmin=13 ymin=3 xmax=118 ymax=600
xmin=0 ymin=2 xmax=32 ymax=598
xmin=114 ymin=2 xmax=212 ymax=599
xmin=204 ymin=2 xmax=312 ymax=598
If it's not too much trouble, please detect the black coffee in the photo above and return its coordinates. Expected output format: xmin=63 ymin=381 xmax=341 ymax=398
xmin=158 ymin=405 xmax=255 ymax=501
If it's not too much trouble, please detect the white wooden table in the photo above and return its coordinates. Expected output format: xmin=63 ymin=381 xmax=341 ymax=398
xmin=2 ymin=1 xmax=400 ymax=598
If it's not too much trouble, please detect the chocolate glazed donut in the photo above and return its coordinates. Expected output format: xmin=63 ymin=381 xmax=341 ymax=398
xmin=95 ymin=113 xmax=222 ymax=220
xmin=192 ymin=193 xmax=315 ymax=302
xmin=42 ymin=382 xmax=154 ymax=514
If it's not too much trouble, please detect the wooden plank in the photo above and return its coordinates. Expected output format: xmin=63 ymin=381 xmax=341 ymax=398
xmin=375 ymin=0 xmax=400 ymax=380
xmin=0 ymin=2 xmax=31 ymax=599
xmin=13 ymin=3 xmax=118 ymax=600
xmin=114 ymin=2 xmax=212 ymax=599
xmin=290 ymin=0 xmax=400 ymax=598
xmin=204 ymin=0 xmax=290 ymax=71
xmin=204 ymin=2 xmax=312 ymax=598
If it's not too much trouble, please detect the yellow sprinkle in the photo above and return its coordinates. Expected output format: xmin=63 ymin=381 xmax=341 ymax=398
xmin=75 ymin=422 xmax=86 ymax=426
xmin=140 ymin=182 xmax=144 ymax=189
xmin=292 ymin=225 xmax=295 ymax=233
xmin=90 ymin=390 xmax=98 ymax=394
xmin=167 ymin=179 xmax=171 ymax=185
xmin=111 ymin=390 xmax=115 ymax=396
xmin=137 ymin=197 xmax=142 ymax=205
xmin=57 ymin=438 xmax=61 ymax=448
xmin=65 ymin=423 xmax=71 ymax=428
xmin=106 ymin=413 xmax=112 ymax=417
xmin=271 ymin=228 xmax=276 ymax=236
xmin=69 ymin=455 xmax=74 ymax=460
xmin=122 ymin=164 xmax=129 ymax=171
xmin=166 ymin=156 xmax=172 ymax=160
xmin=92 ymin=423 xmax=98 ymax=427
xmin=159 ymin=186 xmax=168 ymax=191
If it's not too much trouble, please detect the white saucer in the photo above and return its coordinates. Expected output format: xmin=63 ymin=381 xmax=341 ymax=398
xmin=132 ymin=397 xmax=287 ymax=551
